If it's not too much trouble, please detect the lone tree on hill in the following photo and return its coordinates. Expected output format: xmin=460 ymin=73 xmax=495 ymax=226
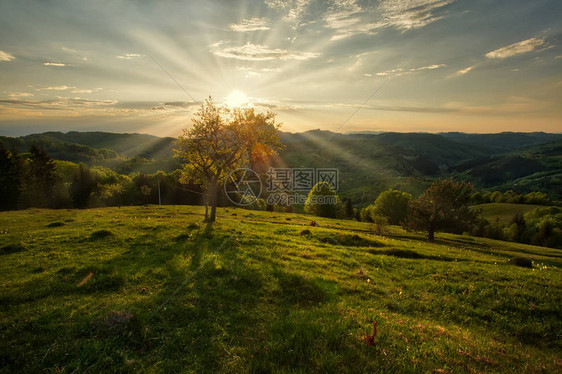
xmin=407 ymin=179 xmax=478 ymax=242
xmin=175 ymin=97 xmax=282 ymax=222
xmin=304 ymin=182 xmax=341 ymax=218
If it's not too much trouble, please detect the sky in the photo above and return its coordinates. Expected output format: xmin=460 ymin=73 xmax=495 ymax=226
xmin=0 ymin=0 xmax=561 ymax=137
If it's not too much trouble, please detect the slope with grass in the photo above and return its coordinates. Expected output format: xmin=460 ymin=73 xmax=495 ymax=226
xmin=1 ymin=206 xmax=561 ymax=373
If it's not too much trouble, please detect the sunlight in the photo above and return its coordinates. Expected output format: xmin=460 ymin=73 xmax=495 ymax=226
xmin=225 ymin=90 xmax=249 ymax=108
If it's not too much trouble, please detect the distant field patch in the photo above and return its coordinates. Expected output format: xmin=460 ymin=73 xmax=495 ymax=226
xmin=475 ymin=203 xmax=545 ymax=225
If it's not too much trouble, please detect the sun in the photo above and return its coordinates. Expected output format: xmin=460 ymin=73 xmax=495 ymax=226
xmin=225 ymin=90 xmax=249 ymax=108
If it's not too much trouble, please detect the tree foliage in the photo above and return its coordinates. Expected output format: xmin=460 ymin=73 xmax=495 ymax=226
xmin=372 ymin=188 xmax=412 ymax=225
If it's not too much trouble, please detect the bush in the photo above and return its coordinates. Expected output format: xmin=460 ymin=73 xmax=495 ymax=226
xmin=304 ymin=182 xmax=341 ymax=218
xmin=372 ymin=188 xmax=411 ymax=225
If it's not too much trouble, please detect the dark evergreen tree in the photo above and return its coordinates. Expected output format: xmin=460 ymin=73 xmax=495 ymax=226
xmin=0 ymin=143 xmax=21 ymax=210
xmin=345 ymin=198 xmax=354 ymax=219
xmin=70 ymin=163 xmax=97 ymax=208
xmin=19 ymin=145 xmax=57 ymax=208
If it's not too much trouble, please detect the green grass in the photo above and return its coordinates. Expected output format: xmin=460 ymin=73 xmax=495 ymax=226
xmin=476 ymin=203 xmax=545 ymax=225
xmin=1 ymin=206 xmax=561 ymax=373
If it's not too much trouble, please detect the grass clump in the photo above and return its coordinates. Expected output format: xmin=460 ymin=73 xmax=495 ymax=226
xmin=89 ymin=229 xmax=113 ymax=240
xmin=46 ymin=221 xmax=65 ymax=228
xmin=314 ymin=232 xmax=381 ymax=247
xmin=0 ymin=242 xmax=26 ymax=254
xmin=509 ymin=256 xmax=534 ymax=268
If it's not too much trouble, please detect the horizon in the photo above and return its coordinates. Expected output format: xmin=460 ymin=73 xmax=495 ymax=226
xmin=1 ymin=0 xmax=561 ymax=136
xmin=2 ymin=128 xmax=562 ymax=140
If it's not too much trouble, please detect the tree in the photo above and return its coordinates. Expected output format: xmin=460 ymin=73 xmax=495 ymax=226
xmin=372 ymin=188 xmax=412 ymax=225
xmin=140 ymin=185 xmax=152 ymax=205
xmin=20 ymin=145 xmax=57 ymax=208
xmin=175 ymin=97 xmax=282 ymax=222
xmin=304 ymin=182 xmax=341 ymax=218
xmin=407 ymin=179 xmax=478 ymax=242
xmin=0 ymin=143 xmax=21 ymax=211
xmin=345 ymin=198 xmax=354 ymax=219
xmin=70 ymin=163 xmax=97 ymax=208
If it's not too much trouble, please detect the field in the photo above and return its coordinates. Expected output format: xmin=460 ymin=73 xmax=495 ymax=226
xmin=476 ymin=203 xmax=545 ymax=226
xmin=1 ymin=206 xmax=561 ymax=373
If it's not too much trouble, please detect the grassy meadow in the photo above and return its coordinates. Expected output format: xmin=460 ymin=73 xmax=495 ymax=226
xmin=1 ymin=206 xmax=561 ymax=373
xmin=477 ymin=203 xmax=546 ymax=226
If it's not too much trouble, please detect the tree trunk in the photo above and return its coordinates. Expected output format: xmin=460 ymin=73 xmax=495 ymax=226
xmin=209 ymin=181 xmax=218 ymax=222
xmin=428 ymin=230 xmax=435 ymax=242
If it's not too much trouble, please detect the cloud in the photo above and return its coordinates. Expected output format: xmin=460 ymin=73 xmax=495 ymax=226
xmin=323 ymin=0 xmax=372 ymax=40
xmin=485 ymin=37 xmax=545 ymax=59
xmin=34 ymin=86 xmax=100 ymax=94
xmin=237 ymin=66 xmax=281 ymax=78
xmin=37 ymin=85 xmax=72 ymax=91
xmin=456 ymin=66 xmax=474 ymax=75
xmin=446 ymin=96 xmax=550 ymax=115
xmin=376 ymin=0 xmax=455 ymax=31
xmin=43 ymin=62 xmax=67 ymax=67
xmin=324 ymin=0 xmax=455 ymax=40
xmin=334 ymin=102 xmax=456 ymax=113
xmin=0 ymin=51 xmax=15 ymax=62
xmin=7 ymin=92 xmax=33 ymax=98
xmin=116 ymin=53 xmax=143 ymax=59
xmin=37 ymin=85 xmax=74 ymax=91
xmin=266 ymin=0 xmax=313 ymax=27
xmin=0 ymin=98 xmax=118 ymax=112
xmin=375 ymin=63 xmax=446 ymax=76
xmin=210 ymin=42 xmax=319 ymax=61
xmin=230 ymin=17 xmax=270 ymax=32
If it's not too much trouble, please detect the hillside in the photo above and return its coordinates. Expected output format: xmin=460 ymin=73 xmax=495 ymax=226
xmin=2 ymin=130 xmax=561 ymax=202
xmin=0 ymin=131 xmax=176 ymax=163
xmin=1 ymin=206 xmax=561 ymax=372
xmin=440 ymin=132 xmax=562 ymax=154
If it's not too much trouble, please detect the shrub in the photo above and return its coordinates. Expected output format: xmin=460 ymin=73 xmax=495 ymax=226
xmin=304 ymin=182 xmax=341 ymax=218
xmin=372 ymin=189 xmax=412 ymax=225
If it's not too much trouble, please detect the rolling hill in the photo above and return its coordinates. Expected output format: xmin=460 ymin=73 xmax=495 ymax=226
xmin=2 ymin=130 xmax=561 ymax=202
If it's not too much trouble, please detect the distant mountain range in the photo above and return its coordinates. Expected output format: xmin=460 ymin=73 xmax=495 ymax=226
xmin=2 ymin=130 xmax=561 ymax=202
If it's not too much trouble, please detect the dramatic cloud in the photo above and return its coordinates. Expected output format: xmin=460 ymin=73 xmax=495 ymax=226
xmin=230 ymin=17 xmax=270 ymax=32
xmin=0 ymin=50 xmax=15 ymax=62
xmin=485 ymin=37 xmax=546 ymax=59
xmin=210 ymin=42 xmax=319 ymax=61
